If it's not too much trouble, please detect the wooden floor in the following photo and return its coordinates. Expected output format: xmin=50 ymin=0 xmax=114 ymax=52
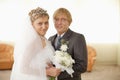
xmin=0 ymin=64 xmax=120 ymax=80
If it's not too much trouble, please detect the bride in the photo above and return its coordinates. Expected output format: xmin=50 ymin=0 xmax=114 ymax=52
xmin=10 ymin=7 xmax=60 ymax=80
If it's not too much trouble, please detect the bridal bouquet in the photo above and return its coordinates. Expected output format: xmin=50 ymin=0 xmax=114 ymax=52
xmin=50 ymin=39 xmax=75 ymax=80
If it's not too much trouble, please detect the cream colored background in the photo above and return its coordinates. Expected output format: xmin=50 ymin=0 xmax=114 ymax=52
xmin=0 ymin=0 xmax=120 ymax=65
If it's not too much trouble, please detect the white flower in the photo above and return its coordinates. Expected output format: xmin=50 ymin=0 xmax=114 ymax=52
xmin=60 ymin=44 xmax=68 ymax=52
xmin=53 ymin=43 xmax=75 ymax=77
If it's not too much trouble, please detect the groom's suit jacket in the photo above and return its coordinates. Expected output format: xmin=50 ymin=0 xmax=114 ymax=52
xmin=49 ymin=29 xmax=88 ymax=80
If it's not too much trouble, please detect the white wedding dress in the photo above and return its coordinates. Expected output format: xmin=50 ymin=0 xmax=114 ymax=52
xmin=10 ymin=18 xmax=55 ymax=80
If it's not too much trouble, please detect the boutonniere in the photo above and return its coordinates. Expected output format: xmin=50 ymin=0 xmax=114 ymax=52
xmin=60 ymin=39 xmax=69 ymax=45
xmin=60 ymin=39 xmax=69 ymax=52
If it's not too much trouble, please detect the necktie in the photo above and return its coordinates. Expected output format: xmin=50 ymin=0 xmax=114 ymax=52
xmin=56 ymin=36 xmax=61 ymax=49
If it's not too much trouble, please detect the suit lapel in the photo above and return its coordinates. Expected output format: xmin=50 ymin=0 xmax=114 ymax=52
xmin=51 ymin=34 xmax=57 ymax=49
xmin=62 ymin=29 xmax=73 ymax=41
xmin=51 ymin=29 xmax=73 ymax=50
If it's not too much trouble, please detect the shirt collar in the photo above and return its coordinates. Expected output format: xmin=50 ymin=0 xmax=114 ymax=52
xmin=57 ymin=32 xmax=65 ymax=37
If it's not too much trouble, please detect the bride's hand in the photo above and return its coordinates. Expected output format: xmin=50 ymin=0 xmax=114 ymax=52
xmin=47 ymin=63 xmax=53 ymax=68
xmin=46 ymin=67 xmax=61 ymax=77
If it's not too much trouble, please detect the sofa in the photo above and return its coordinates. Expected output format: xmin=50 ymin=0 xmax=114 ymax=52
xmin=0 ymin=43 xmax=14 ymax=70
xmin=0 ymin=42 xmax=96 ymax=71
xmin=87 ymin=45 xmax=96 ymax=72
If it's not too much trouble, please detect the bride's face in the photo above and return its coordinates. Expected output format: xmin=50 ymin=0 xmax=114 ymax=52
xmin=32 ymin=16 xmax=49 ymax=36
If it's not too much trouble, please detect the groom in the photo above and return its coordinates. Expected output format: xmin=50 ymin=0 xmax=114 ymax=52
xmin=49 ymin=8 xmax=88 ymax=80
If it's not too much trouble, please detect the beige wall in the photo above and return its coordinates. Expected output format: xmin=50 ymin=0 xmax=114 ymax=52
xmin=117 ymin=43 xmax=120 ymax=65
xmin=88 ymin=43 xmax=118 ymax=65
xmin=117 ymin=0 xmax=120 ymax=66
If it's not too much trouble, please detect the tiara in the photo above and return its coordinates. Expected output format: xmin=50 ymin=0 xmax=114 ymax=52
xmin=29 ymin=7 xmax=47 ymax=17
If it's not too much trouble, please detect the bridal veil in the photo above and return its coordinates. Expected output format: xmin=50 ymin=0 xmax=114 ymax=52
xmin=10 ymin=14 xmax=54 ymax=80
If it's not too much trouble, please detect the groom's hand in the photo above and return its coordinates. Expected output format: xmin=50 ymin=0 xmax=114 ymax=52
xmin=46 ymin=67 xmax=61 ymax=77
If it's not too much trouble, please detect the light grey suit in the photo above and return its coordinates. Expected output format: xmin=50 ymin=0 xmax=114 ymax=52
xmin=49 ymin=29 xmax=88 ymax=80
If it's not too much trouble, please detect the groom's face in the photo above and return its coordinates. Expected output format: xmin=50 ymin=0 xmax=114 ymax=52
xmin=54 ymin=13 xmax=69 ymax=35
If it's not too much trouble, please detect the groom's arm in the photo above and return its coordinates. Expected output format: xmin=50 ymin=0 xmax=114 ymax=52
xmin=72 ymin=34 xmax=88 ymax=73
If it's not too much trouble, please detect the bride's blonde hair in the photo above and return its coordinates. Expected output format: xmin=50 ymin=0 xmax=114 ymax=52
xmin=29 ymin=7 xmax=49 ymax=23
